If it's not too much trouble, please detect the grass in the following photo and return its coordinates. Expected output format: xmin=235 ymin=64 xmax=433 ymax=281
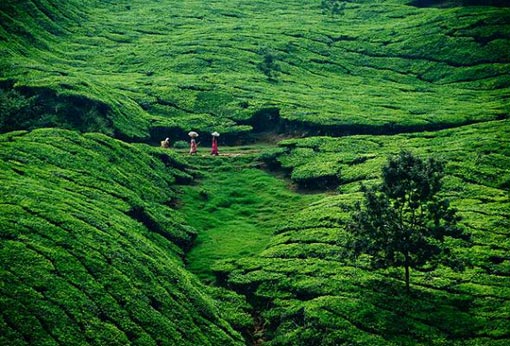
xmin=215 ymin=120 xmax=510 ymax=345
xmin=178 ymin=148 xmax=316 ymax=283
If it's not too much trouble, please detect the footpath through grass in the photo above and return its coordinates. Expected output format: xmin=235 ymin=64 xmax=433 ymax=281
xmin=178 ymin=146 xmax=317 ymax=283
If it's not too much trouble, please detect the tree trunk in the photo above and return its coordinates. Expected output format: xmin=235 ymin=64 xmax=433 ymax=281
xmin=405 ymin=264 xmax=410 ymax=293
xmin=404 ymin=253 xmax=410 ymax=293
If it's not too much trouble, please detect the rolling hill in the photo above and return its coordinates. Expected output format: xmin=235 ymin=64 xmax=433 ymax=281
xmin=1 ymin=0 xmax=509 ymax=139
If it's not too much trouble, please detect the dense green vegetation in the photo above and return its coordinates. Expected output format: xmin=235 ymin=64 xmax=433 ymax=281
xmin=178 ymin=150 xmax=315 ymax=283
xmin=1 ymin=0 xmax=509 ymax=345
xmin=347 ymin=150 xmax=470 ymax=293
xmin=0 ymin=129 xmax=244 ymax=345
xmin=1 ymin=0 xmax=509 ymax=140
xmin=217 ymin=120 xmax=510 ymax=345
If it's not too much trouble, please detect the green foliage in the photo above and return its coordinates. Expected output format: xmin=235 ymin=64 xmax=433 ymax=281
xmin=212 ymin=121 xmax=510 ymax=345
xmin=347 ymin=150 xmax=470 ymax=292
xmin=180 ymin=153 xmax=314 ymax=283
xmin=257 ymin=48 xmax=281 ymax=82
xmin=1 ymin=0 xmax=510 ymax=345
xmin=0 ymin=86 xmax=114 ymax=135
xmin=321 ymin=0 xmax=347 ymax=16
xmin=173 ymin=140 xmax=189 ymax=149
xmin=206 ymin=286 xmax=254 ymax=332
xmin=0 ymin=129 xmax=244 ymax=346
xmin=411 ymin=0 xmax=510 ymax=7
xmin=1 ymin=0 xmax=509 ymax=138
xmin=0 ymin=89 xmax=38 ymax=132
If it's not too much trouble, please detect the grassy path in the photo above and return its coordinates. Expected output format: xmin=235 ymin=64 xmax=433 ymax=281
xmin=178 ymin=146 xmax=317 ymax=283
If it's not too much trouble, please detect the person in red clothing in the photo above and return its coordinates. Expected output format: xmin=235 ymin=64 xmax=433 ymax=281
xmin=211 ymin=132 xmax=219 ymax=156
xmin=189 ymin=138 xmax=197 ymax=155
xmin=188 ymin=131 xmax=199 ymax=155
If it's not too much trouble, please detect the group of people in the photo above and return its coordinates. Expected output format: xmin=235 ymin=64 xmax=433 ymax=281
xmin=161 ymin=131 xmax=219 ymax=156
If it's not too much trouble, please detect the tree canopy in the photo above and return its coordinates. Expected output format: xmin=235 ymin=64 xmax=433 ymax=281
xmin=347 ymin=150 xmax=471 ymax=292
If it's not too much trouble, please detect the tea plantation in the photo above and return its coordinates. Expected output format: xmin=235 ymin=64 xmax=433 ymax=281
xmin=1 ymin=0 xmax=510 ymax=345
xmin=0 ymin=129 xmax=247 ymax=345
xmin=216 ymin=120 xmax=510 ymax=345
xmin=1 ymin=0 xmax=509 ymax=138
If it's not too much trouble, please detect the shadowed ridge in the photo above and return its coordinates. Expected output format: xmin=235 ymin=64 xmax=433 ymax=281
xmin=0 ymin=0 xmax=151 ymax=139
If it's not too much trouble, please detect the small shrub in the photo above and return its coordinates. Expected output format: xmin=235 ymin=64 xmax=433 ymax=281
xmin=321 ymin=0 xmax=347 ymax=16
xmin=257 ymin=48 xmax=281 ymax=81
xmin=173 ymin=140 xmax=189 ymax=149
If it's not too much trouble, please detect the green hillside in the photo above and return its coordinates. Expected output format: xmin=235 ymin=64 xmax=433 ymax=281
xmin=217 ymin=120 xmax=510 ymax=345
xmin=0 ymin=129 xmax=246 ymax=345
xmin=1 ymin=0 xmax=509 ymax=139
xmin=1 ymin=0 xmax=509 ymax=345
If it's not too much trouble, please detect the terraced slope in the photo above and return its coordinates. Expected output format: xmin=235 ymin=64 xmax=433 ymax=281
xmin=216 ymin=120 xmax=510 ymax=345
xmin=1 ymin=0 xmax=509 ymax=140
xmin=0 ymin=129 xmax=244 ymax=345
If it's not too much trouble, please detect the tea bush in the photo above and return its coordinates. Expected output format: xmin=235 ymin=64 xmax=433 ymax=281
xmin=1 ymin=0 xmax=509 ymax=139
xmin=0 ymin=129 xmax=244 ymax=345
xmin=217 ymin=120 xmax=510 ymax=345
xmin=1 ymin=0 xmax=510 ymax=344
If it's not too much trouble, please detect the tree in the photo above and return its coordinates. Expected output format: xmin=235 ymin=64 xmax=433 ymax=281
xmin=0 ymin=89 xmax=38 ymax=132
xmin=257 ymin=48 xmax=280 ymax=82
xmin=321 ymin=0 xmax=347 ymax=16
xmin=347 ymin=150 xmax=470 ymax=292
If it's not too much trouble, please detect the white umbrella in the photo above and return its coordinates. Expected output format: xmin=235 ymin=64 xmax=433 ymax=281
xmin=211 ymin=131 xmax=220 ymax=137
xmin=188 ymin=131 xmax=199 ymax=138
